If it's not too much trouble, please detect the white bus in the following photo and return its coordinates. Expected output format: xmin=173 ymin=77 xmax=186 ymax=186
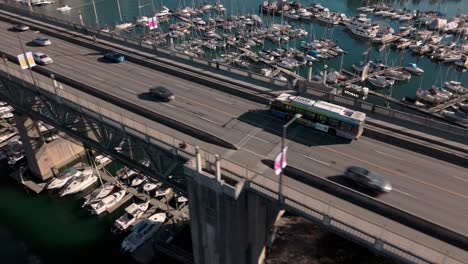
xmin=270 ymin=93 xmax=366 ymax=140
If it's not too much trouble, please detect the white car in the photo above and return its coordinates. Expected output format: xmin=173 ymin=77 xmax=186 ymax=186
xmin=32 ymin=52 xmax=53 ymax=65
xmin=32 ymin=37 xmax=51 ymax=46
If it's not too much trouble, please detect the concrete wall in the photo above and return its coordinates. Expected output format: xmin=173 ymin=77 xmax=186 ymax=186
xmin=186 ymin=167 xmax=280 ymax=264
xmin=14 ymin=113 xmax=84 ymax=181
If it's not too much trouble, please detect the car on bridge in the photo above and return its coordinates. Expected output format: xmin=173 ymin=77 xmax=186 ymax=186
xmin=32 ymin=52 xmax=53 ymax=65
xmin=149 ymin=86 xmax=175 ymax=102
xmin=103 ymin=52 xmax=125 ymax=63
xmin=344 ymin=166 xmax=392 ymax=193
xmin=12 ymin=24 xmax=29 ymax=31
xmin=32 ymin=36 xmax=51 ymax=46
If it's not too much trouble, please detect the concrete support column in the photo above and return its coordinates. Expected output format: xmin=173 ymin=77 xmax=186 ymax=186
xmin=186 ymin=165 xmax=281 ymax=264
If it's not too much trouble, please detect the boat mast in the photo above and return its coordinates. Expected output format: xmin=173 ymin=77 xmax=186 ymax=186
xmin=91 ymin=0 xmax=100 ymax=28
xmin=117 ymin=0 xmax=123 ymax=22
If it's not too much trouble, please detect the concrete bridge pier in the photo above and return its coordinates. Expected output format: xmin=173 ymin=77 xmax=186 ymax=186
xmin=185 ymin=149 xmax=282 ymax=264
xmin=13 ymin=113 xmax=84 ymax=181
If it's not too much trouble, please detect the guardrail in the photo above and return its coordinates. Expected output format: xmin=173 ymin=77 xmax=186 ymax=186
xmin=0 ymin=63 xmax=465 ymax=264
xmin=1 ymin=3 xmax=466 ymax=142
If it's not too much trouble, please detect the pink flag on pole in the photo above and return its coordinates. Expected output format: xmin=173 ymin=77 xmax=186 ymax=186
xmin=148 ymin=16 xmax=158 ymax=30
xmin=274 ymin=146 xmax=288 ymax=175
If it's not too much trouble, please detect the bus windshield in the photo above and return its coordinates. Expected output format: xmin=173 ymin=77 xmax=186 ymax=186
xmin=269 ymin=93 xmax=366 ymax=140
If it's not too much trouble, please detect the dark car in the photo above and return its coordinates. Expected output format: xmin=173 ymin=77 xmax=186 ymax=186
xmin=103 ymin=52 xmax=125 ymax=63
xmin=12 ymin=24 xmax=29 ymax=31
xmin=344 ymin=166 xmax=392 ymax=193
xmin=149 ymin=86 xmax=175 ymax=102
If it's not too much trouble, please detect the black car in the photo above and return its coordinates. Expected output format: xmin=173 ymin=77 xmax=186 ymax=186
xmin=12 ymin=24 xmax=29 ymax=31
xmin=103 ymin=52 xmax=125 ymax=63
xmin=149 ymin=86 xmax=175 ymax=102
xmin=344 ymin=166 xmax=392 ymax=193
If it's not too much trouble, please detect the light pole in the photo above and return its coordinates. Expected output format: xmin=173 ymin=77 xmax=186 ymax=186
xmin=279 ymin=113 xmax=302 ymax=201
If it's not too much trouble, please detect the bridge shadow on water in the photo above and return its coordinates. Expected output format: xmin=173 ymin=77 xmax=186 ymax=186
xmin=238 ymin=109 xmax=353 ymax=147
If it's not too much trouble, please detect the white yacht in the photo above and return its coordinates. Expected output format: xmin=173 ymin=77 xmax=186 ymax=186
xmin=155 ymin=185 xmax=172 ymax=197
xmin=82 ymin=184 xmax=117 ymax=207
xmin=95 ymin=155 xmax=111 ymax=165
xmin=143 ymin=180 xmax=160 ymax=192
xmin=131 ymin=175 xmax=148 ymax=187
xmin=114 ymin=201 xmax=150 ymax=231
xmin=90 ymin=189 xmax=127 ymax=215
xmin=349 ymin=26 xmax=378 ymax=39
xmin=47 ymin=167 xmax=81 ymax=190
xmin=368 ymin=75 xmax=395 ymax=88
xmin=404 ymin=63 xmax=424 ymax=75
xmin=155 ymin=6 xmax=172 ymax=18
xmin=121 ymin=213 xmax=166 ymax=253
xmin=115 ymin=22 xmax=134 ymax=30
xmin=56 ymin=5 xmax=71 ymax=12
xmin=59 ymin=169 xmax=97 ymax=197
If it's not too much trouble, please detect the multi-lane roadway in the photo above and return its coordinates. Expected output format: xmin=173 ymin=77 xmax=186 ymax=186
xmin=0 ymin=19 xmax=466 ymax=237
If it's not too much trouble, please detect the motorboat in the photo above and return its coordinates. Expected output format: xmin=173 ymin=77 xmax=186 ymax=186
xmin=131 ymin=174 xmax=148 ymax=187
xmin=404 ymin=63 xmax=424 ymax=75
xmin=155 ymin=185 xmax=172 ymax=197
xmin=155 ymin=6 xmax=172 ymax=18
xmin=82 ymin=184 xmax=117 ymax=207
xmin=444 ymin=81 xmax=467 ymax=94
xmin=143 ymin=180 xmax=160 ymax=192
xmin=90 ymin=189 xmax=126 ymax=215
xmin=47 ymin=167 xmax=81 ymax=190
xmin=118 ymin=166 xmax=138 ymax=179
xmin=416 ymin=88 xmax=449 ymax=104
xmin=56 ymin=5 xmax=71 ymax=12
xmin=95 ymin=155 xmax=111 ymax=165
xmin=383 ymin=69 xmax=411 ymax=81
xmin=115 ymin=22 xmax=134 ymax=30
xmin=214 ymin=2 xmax=226 ymax=13
xmin=121 ymin=213 xmax=166 ymax=253
xmin=114 ymin=201 xmax=150 ymax=231
xmin=60 ymin=169 xmax=97 ymax=197
xmin=368 ymin=75 xmax=394 ymax=88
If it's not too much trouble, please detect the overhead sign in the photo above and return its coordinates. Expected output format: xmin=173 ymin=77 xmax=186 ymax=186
xmin=17 ymin=52 xmax=36 ymax=69
xmin=148 ymin=16 xmax=158 ymax=30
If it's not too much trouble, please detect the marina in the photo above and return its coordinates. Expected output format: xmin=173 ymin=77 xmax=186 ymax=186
xmin=0 ymin=0 xmax=467 ymax=264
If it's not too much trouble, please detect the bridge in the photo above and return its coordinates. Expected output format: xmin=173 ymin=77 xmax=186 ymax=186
xmin=0 ymin=5 xmax=467 ymax=264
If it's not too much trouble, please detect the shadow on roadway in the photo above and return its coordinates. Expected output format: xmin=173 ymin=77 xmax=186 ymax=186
xmin=96 ymin=57 xmax=119 ymax=63
xmin=238 ymin=109 xmax=352 ymax=147
xmin=327 ymin=175 xmax=380 ymax=198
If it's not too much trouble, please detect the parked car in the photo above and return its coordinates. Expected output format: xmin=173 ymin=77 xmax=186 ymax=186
xmin=12 ymin=24 xmax=29 ymax=31
xmin=344 ymin=166 xmax=392 ymax=193
xmin=149 ymin=86 xmax=175 ymax=101
xmin=103 ymin=52 xmax=125 ymax=63
xmin=32 ymin=52 xmax=53 ymax=65
xmin=32 ymin=37 xmax=51 ymax=46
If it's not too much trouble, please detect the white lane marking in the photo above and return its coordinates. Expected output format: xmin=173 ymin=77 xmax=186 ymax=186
xmin=374 ymin=150 xmax=403 ymax=160
xmin=162 ymin=103 xmax=175 ymax=108
xmin=301 ymin=154 xmax=330 ymax=166
xmin=215 ymin=97 xmax=234 ymax=104
xmin=117 ymin=86 xmax=137 ymax=94
xmin=88 ymin=74 xmax=103 ymax=81
xmin=240 ymin=147 xmax=267 ymax=158
xmin=453 ymin=176 xmax=468 ymax=182
xmin=252 ymin=135 xmax=272 ymax=144
xmin=393 ymin=188 xmax=412 ymax=197
xmin=57 ymin=63 xmax=72 ymax=69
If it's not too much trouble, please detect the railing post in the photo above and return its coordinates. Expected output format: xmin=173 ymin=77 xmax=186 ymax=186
xmin=195 ymin=146 xmax=202 ymax=173
xmin=215 ymin=154 xmax=221 ymax=182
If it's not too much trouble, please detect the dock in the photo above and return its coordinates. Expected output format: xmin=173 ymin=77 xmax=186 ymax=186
xmin=9 ymin=168 xmax=46 ymax=194
xmin=427 ymin=93 xmax=468 ymax=113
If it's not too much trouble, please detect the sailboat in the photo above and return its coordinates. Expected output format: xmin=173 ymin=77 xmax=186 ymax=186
xmin=115 ymin=0 xmax=134 ymax=30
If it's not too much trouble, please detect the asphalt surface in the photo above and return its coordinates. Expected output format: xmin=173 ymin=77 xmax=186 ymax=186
xmin=0 ymin=20 xmax=467 ymax=238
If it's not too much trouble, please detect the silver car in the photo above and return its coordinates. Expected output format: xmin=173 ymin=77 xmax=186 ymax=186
xmin=344 ymin=166 xmax=392 ymax=193
xmin=32 ymin=37 xmax=51 ymax=46
xmin=32 ymin=52 xmax=53 ymax=65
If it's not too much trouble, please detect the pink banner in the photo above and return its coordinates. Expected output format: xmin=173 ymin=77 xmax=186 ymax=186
xmin=148 ymin=16 xmax=158 ymax=30
xmin=274 ymin=146 xmax=288 ymax=175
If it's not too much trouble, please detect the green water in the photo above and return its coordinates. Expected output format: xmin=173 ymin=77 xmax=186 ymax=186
xmin=0 ymin=162 xmax=136 ymax=264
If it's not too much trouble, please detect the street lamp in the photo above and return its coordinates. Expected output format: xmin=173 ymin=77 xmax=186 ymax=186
xmin=279 ymin=113 xmax=302 ymax=201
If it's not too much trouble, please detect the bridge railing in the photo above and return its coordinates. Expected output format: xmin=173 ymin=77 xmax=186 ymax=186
xmin=0 ymin=63 xmax=464 ymax=264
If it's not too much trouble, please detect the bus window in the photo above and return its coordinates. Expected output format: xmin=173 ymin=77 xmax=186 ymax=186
xmin=318 ymin=115 xmax=327 ymax=124
xmin=327 ymin=118 xmax=339 ymax=127
xmin=340 ymin=122 xmax=353 ymax=131
xmin=304 ymin=111 xmax=316 ymax=121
